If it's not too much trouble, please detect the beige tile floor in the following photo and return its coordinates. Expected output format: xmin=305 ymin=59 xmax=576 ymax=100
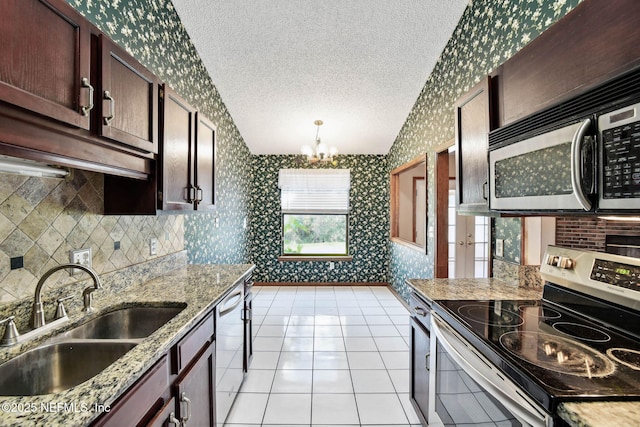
xmin=224 ymin=285 xmax=421 ymax=427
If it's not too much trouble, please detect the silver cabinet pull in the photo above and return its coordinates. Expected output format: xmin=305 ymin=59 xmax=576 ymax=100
xmin=414 ymin=306 xmax=427 ymax=317
xmin=168 ymin=412 xmax=181 ymax=426
xmin=103 ymin=90 xmax=115 ymax=125
xmin=180 ymin=392 xmax=191 ymax=425
xmin=426 ymin=352 xmax=430 ymax=371
xmin=80 ymin=77 xmax=94 ymax=116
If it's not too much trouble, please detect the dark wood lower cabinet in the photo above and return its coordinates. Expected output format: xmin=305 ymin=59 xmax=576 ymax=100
xmin=145 ymin=397 xmax=180 ymax=427
xmin=176 ymin=342 xmax=216 ymax=427
xmin=92 ymin=355 xmax=170 ymax=427
xmin=92 ymin=309 xmax=216 ymax=427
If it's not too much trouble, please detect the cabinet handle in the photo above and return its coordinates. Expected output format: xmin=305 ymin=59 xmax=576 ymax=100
xmin=196 ymin=186 xmax=203 ymax=203
xmin=180 ymin=392 xmax=192 ymax=425
xmin=184 ymin=185 xmax=196 ymax=203
xmin=426 ymin=352 xmax=430 ymax=371
xmin=103 ymin=90 xmax=115 ymax=125
xmin=414 ymin=306 xmax=427 ymax=317
xmin=168 ymin=411 xmax=181 ymax=426
xmin=482 ymin=181 xmax=488 ymax=200
xmin=80 ymin=77 xmax=94 ymax=116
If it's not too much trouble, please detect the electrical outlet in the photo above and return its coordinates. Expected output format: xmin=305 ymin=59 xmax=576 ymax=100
xmin=149 ymin=238 xmax=158 ymax=256
xmin=70 ymin=248 xmax=92 ymax=275
xmin=496 ymin=239 xmax=504 ymax=257
xmin=329 ymin=261 xmax=335 ymax=270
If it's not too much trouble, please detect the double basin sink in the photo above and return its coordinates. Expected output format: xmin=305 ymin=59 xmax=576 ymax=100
xmin=0 ymin=304 xmax=185 ymax=396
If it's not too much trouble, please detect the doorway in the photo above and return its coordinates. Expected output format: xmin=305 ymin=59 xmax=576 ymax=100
xmin=435 ymin=144 xmax=490 ymax=279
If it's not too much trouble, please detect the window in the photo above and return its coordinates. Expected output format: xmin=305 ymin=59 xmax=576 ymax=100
xmin=390 ymin=154 xmax=427 ymax=252
xmin=278 ymin=169 xmax=351 ymax=260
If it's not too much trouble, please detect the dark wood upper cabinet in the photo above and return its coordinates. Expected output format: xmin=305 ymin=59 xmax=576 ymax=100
xmin=159 ymin=84 xmax=197 ymax=211
xmin=195 ymin=114 xmax=217 ymax=211
xmin=0 ymin=0 xmax=92 ymax=129
xmin=493 ymin=0 xmax=640 ymax=127
xmin=105 ymin=86 xmax=216 ymax=215
xmin=99 ymin=36 xmax=159 ymax=153
xmin=454 ymin=76 xmax=493 ymax=214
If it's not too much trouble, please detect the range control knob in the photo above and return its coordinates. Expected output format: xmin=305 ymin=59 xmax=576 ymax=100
xmin=556 ymin=256 xmax=575 ymax=270
xmin=546 ymin=255 xmax=559 ymax=266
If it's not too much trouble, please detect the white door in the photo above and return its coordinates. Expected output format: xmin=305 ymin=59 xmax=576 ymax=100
xmin=448 ymin=187 xmax=490 ymax=279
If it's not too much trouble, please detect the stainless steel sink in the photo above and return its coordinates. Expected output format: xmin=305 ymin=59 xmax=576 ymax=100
xmin=64 ymin=305 xmax=185 ymax=340
xmin=0 ymin=342 xmax=136 ymax=395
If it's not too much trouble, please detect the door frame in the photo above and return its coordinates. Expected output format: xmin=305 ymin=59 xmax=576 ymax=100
xmin=434 ymin=140 xmax=453 ymax=278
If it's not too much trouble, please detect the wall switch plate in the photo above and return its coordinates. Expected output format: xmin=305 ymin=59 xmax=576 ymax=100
xmin=70 ymin=248 xmax=92 ymax=275
xmin=149 ymin=238 xmax=158 ymax=256
xmin=496 ymin=239 xmax=504 ymax=257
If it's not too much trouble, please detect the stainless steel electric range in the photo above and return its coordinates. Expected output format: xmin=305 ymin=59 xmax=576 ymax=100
xmin=430 ymin=246 xmax=640 ymax=426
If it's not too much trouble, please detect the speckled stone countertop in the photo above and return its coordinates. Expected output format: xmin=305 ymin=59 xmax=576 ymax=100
xmin=407 ymin=278 xmax=640 ymax=427
xmin=406 ymin=277 xmax=543 ymax=303
xmin=0 ymin=262 xmax=254 ymax=427
xmin=557 ymin=401 xmax=640 ymax=427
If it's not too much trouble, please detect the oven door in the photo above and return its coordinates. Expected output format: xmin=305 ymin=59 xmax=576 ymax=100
xmin=489 ymin=119 xmax=594 ymax=212
xmin=431 ymin=314 xmax=549 ymax=427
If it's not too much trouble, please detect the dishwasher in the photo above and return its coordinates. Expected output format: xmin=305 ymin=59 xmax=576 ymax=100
xmin=215 ymin=283 xmax=245 ymax=427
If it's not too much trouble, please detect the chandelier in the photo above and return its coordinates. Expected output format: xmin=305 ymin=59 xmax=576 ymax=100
xmin=301 ymin=120 xmax=338 ymax=164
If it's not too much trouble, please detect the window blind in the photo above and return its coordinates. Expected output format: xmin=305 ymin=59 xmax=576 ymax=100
xmin=278 ymin=169 xmax=350 ymax=214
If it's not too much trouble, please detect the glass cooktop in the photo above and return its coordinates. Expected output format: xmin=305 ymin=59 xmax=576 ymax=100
xmin=433 ymin=296 xmax=640 ymax=412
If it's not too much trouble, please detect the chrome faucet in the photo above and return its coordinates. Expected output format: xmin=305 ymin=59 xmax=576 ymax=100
xmin=32 ymin=263 xmax=102 ymax=328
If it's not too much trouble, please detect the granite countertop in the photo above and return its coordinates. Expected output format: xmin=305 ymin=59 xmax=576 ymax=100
xmin=0 ymin=263 xmax=254 ymax=427
xmin=406 ymin=277 xmax=543 ymax=303
xmin=407 ymin=277 xmax=640 ymax=427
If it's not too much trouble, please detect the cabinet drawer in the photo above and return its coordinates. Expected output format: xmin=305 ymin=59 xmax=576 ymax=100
xmin=92 ymin=355 xmax=169 ymax=427
xmin=173 ymin=311 xmax=214 ymax=374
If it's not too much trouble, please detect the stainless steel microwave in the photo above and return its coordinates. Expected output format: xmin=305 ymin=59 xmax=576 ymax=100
xmin=488 ymin=101 xmax=640 ymax=214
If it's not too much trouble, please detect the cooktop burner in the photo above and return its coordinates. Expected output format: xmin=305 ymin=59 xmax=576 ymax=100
xmin=607 ymin=348 xmax=640 ymax=371
xmin=552 ymin=322 xmax=611 ymax=342
xmin=499 ymin=331 xmax=616 ymax=378
xmin=457 ymin=304 xmax=524 ymax=327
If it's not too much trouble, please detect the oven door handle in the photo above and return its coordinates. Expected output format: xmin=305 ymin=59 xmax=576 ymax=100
xmin=570 ymin=118 xmax=593 ymax=211
xmin=432 ymin=314 xmax=549 ymax=427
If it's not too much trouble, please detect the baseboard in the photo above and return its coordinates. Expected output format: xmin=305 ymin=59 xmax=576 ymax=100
xmin=254 ymin=282 xmax=389 ymax=287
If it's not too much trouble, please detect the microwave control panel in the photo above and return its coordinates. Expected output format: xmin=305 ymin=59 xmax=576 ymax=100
xmin=599 ymin=102 xmax=640 ymax=203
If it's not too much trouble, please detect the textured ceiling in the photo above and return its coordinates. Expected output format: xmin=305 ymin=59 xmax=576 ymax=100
xmin=171 ymin=0 xmax=469 ymax=155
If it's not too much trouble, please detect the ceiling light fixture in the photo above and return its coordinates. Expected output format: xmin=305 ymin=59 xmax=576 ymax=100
xmin=301 ymin=120 xmax=338 ymax=165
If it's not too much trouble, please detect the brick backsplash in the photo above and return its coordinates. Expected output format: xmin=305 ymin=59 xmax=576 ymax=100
xmin=556 ymin=217 xmax=639 ymax=252
xmin=0 ymin=170 xmax=184 ymax=303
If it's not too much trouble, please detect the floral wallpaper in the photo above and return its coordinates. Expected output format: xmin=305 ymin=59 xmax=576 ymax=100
xmin=386 ymin=0 xmax=582 ymax=297
xmin=249 ymin=155 xmax=389 ymax=283
xmin=58 ymin=0 xmax=587 ymax=297
xmin=67 ymin=0 xmax=251 ymax=265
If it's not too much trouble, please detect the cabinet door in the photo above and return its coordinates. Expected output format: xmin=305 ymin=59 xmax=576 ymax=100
xmin=176 ymin=342 xmax=216 ymax=427
xmin=159 ymin=84 xmax=196 ymax=211
xmin=195 ymin=113 xmax=216 ymax=210
xmin=410 ymin=317 xmax=430 ymax=425
xmin=145 ymin=397 xmax=181 ymax=427
xmin=0 ymin=0 xmax=92 ymax=129
xmin=99 ymin=36 xmax=159 ymax=153
xmin=454 ymin=76 xmax=492 ymax=214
